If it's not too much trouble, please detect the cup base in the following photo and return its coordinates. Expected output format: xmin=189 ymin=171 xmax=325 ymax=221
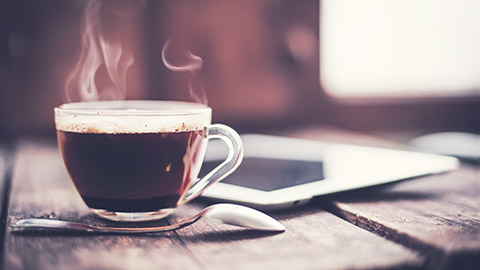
xmin=91 ymin=208 xmax=175 ymax=222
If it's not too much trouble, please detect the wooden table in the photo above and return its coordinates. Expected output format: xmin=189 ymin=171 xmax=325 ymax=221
xmin=0 ymin=128 xmax=478 ymax=270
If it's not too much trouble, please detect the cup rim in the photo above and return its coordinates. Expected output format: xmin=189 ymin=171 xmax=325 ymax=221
xmin=54 ymin=100 xmax=211 ymax=116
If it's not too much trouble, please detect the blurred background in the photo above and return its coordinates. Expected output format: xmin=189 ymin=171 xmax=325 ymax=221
xmin=0 ymin=0 xmax=479 ymax=141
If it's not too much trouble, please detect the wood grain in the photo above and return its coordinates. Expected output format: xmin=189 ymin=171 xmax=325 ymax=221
xmin=0 ymin=146 xmax=12 ymax=267
xmin=2 ymin=140 xmax=424 ymax=270
xmin=3 ymin=141 xmax=204 ymax=270
xmin=323 ymin=167 xmax=480 ymax=270
xmin=0 ymin=147 xmax=7 ymax=218
xmin=287 ymin=126 xmax=480 ymax=269
xmin=0 ymin=147 xmax=11 ymax=213
xmin=177 ymin=203 xmax=423 ymax=270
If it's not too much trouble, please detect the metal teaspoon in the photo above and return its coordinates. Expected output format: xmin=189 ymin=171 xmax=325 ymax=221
xmin=10 ymin=203 xmax=285 ymax=234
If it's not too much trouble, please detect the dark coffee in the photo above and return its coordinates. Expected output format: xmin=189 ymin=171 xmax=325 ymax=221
xmin=57 ymin=130 xmax=205 ymax=212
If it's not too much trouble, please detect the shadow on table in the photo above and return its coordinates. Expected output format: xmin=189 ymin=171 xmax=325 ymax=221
xmin=313 ymin=185 xmax=435 ymax=205
xmin=175 ymin=228 xmax=283 ymax=243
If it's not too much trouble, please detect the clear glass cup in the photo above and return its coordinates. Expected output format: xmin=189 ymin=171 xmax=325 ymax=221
xmin=54 ymin=100 xmax=243 ymax=222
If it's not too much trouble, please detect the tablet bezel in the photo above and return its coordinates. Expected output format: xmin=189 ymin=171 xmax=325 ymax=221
xmin=200 ymin=134 xmax=460 ymax=210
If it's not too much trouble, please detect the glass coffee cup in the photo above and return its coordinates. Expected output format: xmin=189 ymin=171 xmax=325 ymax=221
xmin=54 ymin=100 xmax=243 ymax=222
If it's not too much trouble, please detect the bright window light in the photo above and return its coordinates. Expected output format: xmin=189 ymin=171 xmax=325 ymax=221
xmin=320 ymin=0 xmax=480 ymax=98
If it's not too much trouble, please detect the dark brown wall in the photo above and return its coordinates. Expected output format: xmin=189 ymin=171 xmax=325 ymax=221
xmin=1 ymin=0 xmax=478 ymax=139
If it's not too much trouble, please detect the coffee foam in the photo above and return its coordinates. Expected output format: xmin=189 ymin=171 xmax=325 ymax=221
xmin=55 ymin=101 xmax=212 ymax=134
xmin=55 ymin=111 xmax=212 ymax=134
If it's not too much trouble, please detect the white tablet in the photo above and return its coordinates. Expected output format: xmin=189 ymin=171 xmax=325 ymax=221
xmin=200 ymin=134 xmax=459 ymax=210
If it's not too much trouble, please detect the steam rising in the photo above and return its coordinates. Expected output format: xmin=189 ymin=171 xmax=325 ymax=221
xmin=162 ymin=39 xmax=207 ymax=105
xmin=65 ymin=0 xmax=134 ymax=102
xmin=162 ymin=39 xmax=203 ymax=71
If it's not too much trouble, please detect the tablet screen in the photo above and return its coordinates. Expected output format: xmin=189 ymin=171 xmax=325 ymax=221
xmin=200 ymin=157 xmax=324 ymax=191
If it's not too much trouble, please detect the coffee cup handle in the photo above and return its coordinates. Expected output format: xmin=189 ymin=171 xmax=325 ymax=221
xmin=182 ymin=124 xmax=244 ymax=204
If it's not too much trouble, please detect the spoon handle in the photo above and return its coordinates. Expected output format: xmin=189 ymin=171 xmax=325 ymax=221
xmin=10 ymin=204 xmax=285 ymax=234
xmin=11 ymin=214 xmax=202 ymax=234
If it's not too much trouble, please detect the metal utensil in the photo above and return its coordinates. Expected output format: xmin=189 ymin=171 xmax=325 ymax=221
xmin=10 ymin=203 xmax=285 ymax=234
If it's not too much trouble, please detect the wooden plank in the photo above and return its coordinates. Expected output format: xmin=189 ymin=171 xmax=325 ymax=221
xmin=3 ymin=141 xmax=204 ymax=270
xmin=0 ymin=147 xmax=8 ymax=218
xmin=0 ymin=146 xmax=11 ymax=215
xmin=0 ymin=146 xmax=12 ymax=265
xmin=2 ymin=140 xmax=425 ymax=269
xmin=324 ymin=166 xmax=480 ymax=269
xmin=177 ymin=203 xmax=423 ymax=270
xmin=287 ymin=126 xmax=480 ymax=269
